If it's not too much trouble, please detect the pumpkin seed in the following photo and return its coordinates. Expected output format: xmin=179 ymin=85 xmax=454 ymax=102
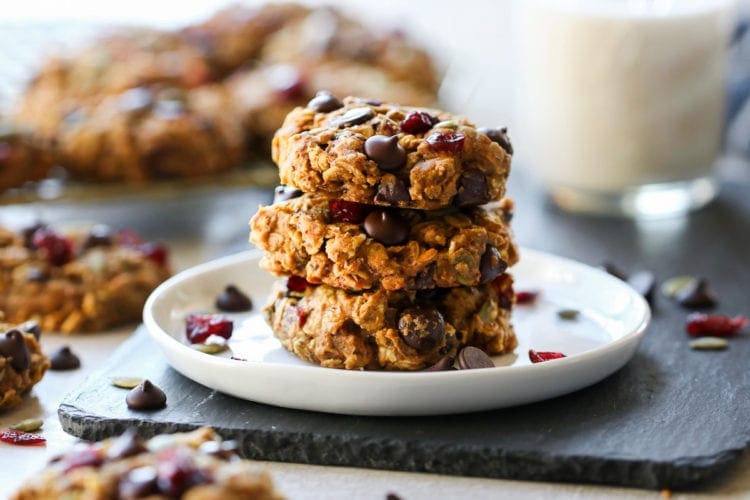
xmin=192 ymin=343 xmax=228 ymax=355
xmin=689 ymin=337 xmax=729 ymax=350
xmin=10 ymin=418 xmax=43 ymax=432
xmin=661 ymin=275 xmax=695 ymax=299
xmin=111 ymin=376 xmax=145 ymax=389
xmin=557 ymin=309 xmax=580 ymax=320
xmin=433 ymin=120 xmax=458 ymax=130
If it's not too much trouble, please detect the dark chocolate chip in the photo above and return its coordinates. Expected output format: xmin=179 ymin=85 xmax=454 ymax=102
xmin=422 ymin=355 xmax=455 ymax=371
xmin=118 ymin=466 xmax=159 ymax=498
xmin=374 ymin=178 xmax=410 ymax=204
xmin=479 ymin=246 xmax=507 ymax=284
xmin=20 ymin=320 xmax=41 ymax=340
xmin=49 ymin=346 xmax=81 ymax=371
xmin=198 ymin=439 xmax=239 ymax=460
xmin=107 ymin=428 xmax=147 ymax=459
xmin=455 ymin=171 xmax=490 ymax=206
xmin=273 ymin=185 xmax=303 ymax=204
xmin=600 ymin=262 xmax=628 ymax=281
xmin=457 ymin=346 xmax=495 ymax=369
xmin=478 ymin=126 xmax=513 ymax=155
xmin=119 ymin=87 xmax=154 ymax=114
xmin=332 ymin=107 xmax=374 ymax=127
xmin=386 ymin=493 xmax=404 ymax=500
xmin=410 ymin=265 xmax=436 ymax=290
xmin=21 ymin=222 xmax=46 ymax=249
xmin=398 ymin=307 xmax=445 ymax=352
xmin=307 ymin=90 xmax=343 ymax=112
xmin=675 ymin=278 xmax=718 ymax=309
xmin=82 ymin=224 xmax=113 ymax=251
xmin=364 ymin=135 xmax=406 ymax=171
xmin=126 ymin=380 xmax=167 ymax=410
xmin=215 ymin=285 xmax=253 ymax=312
xmin=627 ymin=271 xmax=656 ymax=305
xmin=0 ymin=329 xmax=30 ymax=372
xmin=364 ymin=209 xmax=410 ymax=246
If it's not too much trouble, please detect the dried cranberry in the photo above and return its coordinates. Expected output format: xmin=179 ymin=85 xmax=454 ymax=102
xmin=136 ymin=242 xmax=169 ymax=267
xmin=296 ymin=308 xmax=308 ymax=327
xmin=115 ymin=229 xmax=144 ymax=246
xmin=330 ymin=199 xmax=369 ymax=223
xmin=516 ymin=290 xmax=539 ymax=305
xmin=426 ymin=131 xmax=465 ymax=153
xmin=685 ymin=313 xmax=747 ymax=337
xmin=286 ymin=276 xmax=309 ymax=293
xmin=185 ymin=314 xmax=233 ymax=344
xmin=60 ymin=447 xmax=105 ymax=471
xmin=156 ymin=455 xmax=210 ymax=496
xmin=529 ymin=349 xmax=566 ymax=363
xmin=0 ymin=429 xmax=46 ymax=447
xmin=32 ymin=228 xmax=73 ymax=266
xmin=400 ymin=111 xmax=435 ymax=135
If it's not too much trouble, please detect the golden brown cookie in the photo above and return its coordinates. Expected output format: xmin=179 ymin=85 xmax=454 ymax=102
xmin=0 ymin=323 xmax=50 ymax=411
xmin=0 ymin=122 xmax=54 ymax=191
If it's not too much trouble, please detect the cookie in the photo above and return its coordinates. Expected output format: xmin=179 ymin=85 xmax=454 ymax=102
xmin=251 ymin=192 xmax=517 ymax=291
xmin=0 ymin=224 xmax=170 ymax=333
xmin=272 ymin=96 xmax=513 ymax=210
xmin=0 ymin=122 xmax=54 ymax=191
xmin=0 ymin=323 xmax=50 ymax=411
xmin=56 ymin=85 xmax=244 ymax=182
xmin=11 ymin=427 xmax=282 ymax=500
xmin=263 ymin=274 xmax=516 ymax=371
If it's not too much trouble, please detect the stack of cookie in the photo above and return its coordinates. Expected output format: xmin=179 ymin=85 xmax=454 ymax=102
xmin=251 ymin=93 xmax=518 ymax=371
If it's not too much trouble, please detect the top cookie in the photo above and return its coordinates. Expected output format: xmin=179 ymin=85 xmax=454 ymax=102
xmin=272 ymin=95 xmax=513 ymax=210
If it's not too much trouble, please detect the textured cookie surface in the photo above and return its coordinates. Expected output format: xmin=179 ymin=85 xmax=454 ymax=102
xmin=0 ymin=124 xmax=54 ymax=191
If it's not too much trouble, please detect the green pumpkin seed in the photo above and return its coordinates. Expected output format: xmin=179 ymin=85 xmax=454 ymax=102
xmin=661 ymin=275 xmax=696 ymax=299
xmin=192 ymin=343 xmax=228 ymax=355
xmin=689 ymin=337 xmax=729 ymax=350
xmin=557 ymin=309 xmax=580 ymax=320
xmin=478 ymin=301 xmax=494 ymax=323
xmin=111 ymin=376 xmax=145 ymax=389
xmin=433 ymin=120 xmax=458 ymax=130
xmin=10 ymin=418 xmax=43 ymax=432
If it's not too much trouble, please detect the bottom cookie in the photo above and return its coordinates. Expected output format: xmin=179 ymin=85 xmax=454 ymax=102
xmin=0 ymin=322 xmax=50 ymax=411
xmin=263 ymin=275 xmax=517 ymax=371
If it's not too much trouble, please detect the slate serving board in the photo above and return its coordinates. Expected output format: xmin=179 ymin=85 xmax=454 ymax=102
xmin=58 ymin=172 xmax=750 ymax=490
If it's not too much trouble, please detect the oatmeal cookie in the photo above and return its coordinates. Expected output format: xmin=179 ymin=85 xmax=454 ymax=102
xmin=265 ymin=275 xmax=516 ymax=370
xmin=56 ymin=85 xmax=244 ymax=182
xmin=0 ymin=224 xmax=170 ymax=333
xmin=0 ymin=322 xmax=50 ymax=411
xmin=272 ymin=96 xmax=513 ymax=210
xmin=12 ymin=427 xmax=283 ymax=500
xmin=251 ymin=192 xmax=517 ymax=291
xmin=0 ymin=122 xmax=54 ymax=191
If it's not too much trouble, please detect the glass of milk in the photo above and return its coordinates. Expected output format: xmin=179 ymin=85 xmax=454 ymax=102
xmin=514 ymin=0 xmax=736 ymax=217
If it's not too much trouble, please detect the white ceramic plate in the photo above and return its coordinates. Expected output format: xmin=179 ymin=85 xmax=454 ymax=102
xmin=143 ymin=249 xmax=650 ymax=416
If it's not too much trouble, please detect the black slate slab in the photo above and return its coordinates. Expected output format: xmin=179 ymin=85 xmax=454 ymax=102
xmin=58 ymin=173 xmax=750 ymax=491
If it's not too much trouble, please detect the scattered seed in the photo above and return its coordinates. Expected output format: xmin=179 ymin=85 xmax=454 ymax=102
xmin=9 ymin=419 xmax=43 ymax=432
xmin=689 ymin=337 xmax=729 ymax=350
xmin=111 ymin=377 xmax=145 ymax=389
xmin=661 ymin=275 xmax=695 ymax=299
xmin=192 ymin=343 xmax=228 ymax=355
xmin=557 ymin=309 xmax=580 ymax=320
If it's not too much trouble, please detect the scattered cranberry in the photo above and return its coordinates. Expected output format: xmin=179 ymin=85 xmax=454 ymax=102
xmin=0 ymin=429 xmax=46 ymax=447
xmin=296 ymin=308 xmax=308 ymax=327
xmin=685 ymin=313 xmax=747 ymax=337
xmin=60 ymin=447 xmax=105 ymax=472
xmin=330 ymin=199 xmax=369 ymax=224
xmin=136 ymin=242 xmax=169 ymax=267
xmin=426 ymin=131 xmax=465 ymax=153
xmin=185 ymin=314 xmax=233 ymax=344
xmin=400 ymin=111 xmax=435 ymax=134
xmin=286 ymin=276 xmax=309 ymax=293
xmin=32 ymin=228 xmax=73 ymax=266
xmin=516 ymin=290 xmax=539 ymax=305
xmin=529 ymin=349 xmax=566 ymax=363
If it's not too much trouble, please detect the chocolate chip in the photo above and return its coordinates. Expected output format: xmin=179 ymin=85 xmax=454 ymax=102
xmin=82 ymin=224 xmax=113 ymax=251
xmin=422 ymin=355 xmax=455 ymax=371
xmin=0 ymin=330 xmax=30 ymax=372
xmin=457 ymin=346 xmax=495 ymax=369
xmin=199 ymin=439 xmax=239 ymax=460
xmin=410 ymin=265 xmax=436 ymax=289
xmin=364 ymin=135 xmax=406 ymax=171
xmin=215 ymin=285 xmax=253 ymax=312
xmin=454 ymin=171 xmax=490 ymax=206
xmin=364 ymin=209 xmax=410 ymax=246
xmin=49 ymin=346 xmax=81 ymax=371
xmin=119 ymin=87 xmax=154 ymax=114
xmin=374 ymin=178 xmax=410 ymax=204
xmin=307 ymin=90 xmax=343 ymax=112
xmin=126 ymin=380 xmax=167 ymax=410
xmin=118 ymin=466 xmax=159 ymax=498
xmin=478 ymin=126 xmax=513 ymax=155
xmin=627 ymin=271 xmax=656 ymax=305
xmin=398 ymin=307 xmax=445 ymax=352
xmin=273 ymin=185 xmax=303 ymax=204
xmin=479 ymin=246 xmax=507 ymax=284
xmin=20 ymin=321 xmax=41 ymax=339
xmin=675 ymin=278 xmax=717 ymax=309
xmin=107 ymin=429 xmax=147 ymax=459
xmin=332 ymin=107 xmax=374 ymax=127
xmin=600 ymin=262 xmax=628 ymax=281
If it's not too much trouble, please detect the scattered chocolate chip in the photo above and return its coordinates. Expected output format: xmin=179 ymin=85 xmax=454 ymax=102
xmin=126 ymin=380 xmax=167 ymax=411
xmin=455 ymin=171 xmax=489 ymax=206
xmin=332 ymin=107 xmax=374 ymax=127
xmin=364 ymin=209 xmax=410 ymax=246
xmin=479 ymin=246 xmax=507 ymax=284
xmin=0 ymin=330 xmax=30 ymax=372
xmin=600 ymin=262 xmax=628 ymax=281
xmin=398 ymin=307 xmax=446 ymax=352
xmin=374 ymin=178 xmax=410 ymax=204
xmin=557 ymin=309 xmax=580 ymax=320
xmin=273 ymin=185 xmax=303 ymax=204
xmin=199 ymin=439 xmax=239 ymax=460
xmin=81 ymin=224 xmax=113 ymax=250
xmin=627 ymin=271 xmax=656 ymax=304
xmin=215 ymin=285 xmax=253 ymax=312
xmin=675 ymin=278 xmax=718 ymax=309
xmin=19 ymin=320 xmax=41 ymax=339
xmin=457 ymin=346 xmax=495 ymax=369
xmin=422 ymin=355 xmax=455 ymax=371
xmin=118 ymin=87 xmax=154 ymax=114
xmin=108 ymin=429 xmax=147 ymax=459
xmin=118 ymin=466 xmax=159 ymax=498
xmin=49 ymin=346 xmax=81 ymax=371
xmin=364 ymin=135 xmax=406 ymax=171
xmin=386 ymin=493 xmax=404 ymax=500
xmin=307 ymin=90 xmax=343 ymax=112
xmin=478 ymin=126 xmax=513 ymax=155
